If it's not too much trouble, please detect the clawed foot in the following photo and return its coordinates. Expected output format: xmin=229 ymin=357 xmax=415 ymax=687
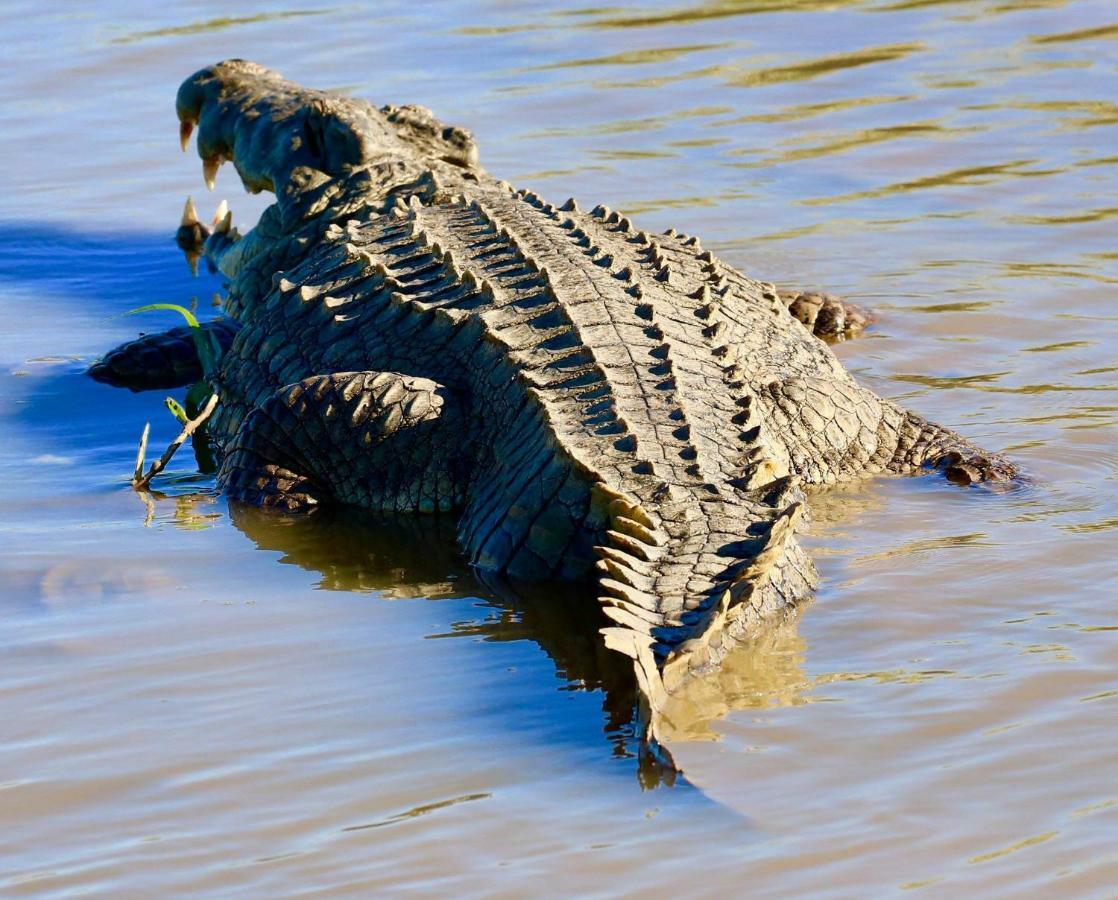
xmin=779 ymin=289 xmax=872 ymax=341
xmin=934 ymin=450 xmax=1019 ymax=487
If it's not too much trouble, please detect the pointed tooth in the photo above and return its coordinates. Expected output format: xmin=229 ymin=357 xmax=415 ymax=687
xmin=181 ymin=196 xmax=200 ymax=227
xmin=216 ymin=209 xmax=233 ymax=234
xmin=179 ymin=120 xmax=194 ymax=153
xmin=211 ymin=199 xmax=229 ymax=228
xmin=202 ymin=157 xmax=221 ymax=191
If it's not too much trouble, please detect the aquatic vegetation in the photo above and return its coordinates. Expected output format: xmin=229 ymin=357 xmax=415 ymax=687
xmin=125 ymin=303 xmax=223 ymax=487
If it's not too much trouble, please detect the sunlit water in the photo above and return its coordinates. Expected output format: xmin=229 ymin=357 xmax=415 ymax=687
xmin=1 ymin=0 xmax=1116 ymax=895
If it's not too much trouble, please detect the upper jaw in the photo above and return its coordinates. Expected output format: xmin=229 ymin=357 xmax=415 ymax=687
xmin=175 ymin=59 xmax=400 ymax=198
xmin=175 ymin=60 xmax=281 ymax=195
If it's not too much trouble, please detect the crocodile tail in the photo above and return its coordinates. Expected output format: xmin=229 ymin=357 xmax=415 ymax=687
xmin=658 ymin=499 xmax=805 ymax=694
xmin=88 ymin=318 xmax=240 ymax=392
xmin=590 ymin=479 xmax=814 ymax=782
xmin=589 ymin=482 xmax=675 ymax=779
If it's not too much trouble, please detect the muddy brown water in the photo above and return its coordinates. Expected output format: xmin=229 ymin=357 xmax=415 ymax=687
xmin=1 ymin=1 xmax=1116 ymax=895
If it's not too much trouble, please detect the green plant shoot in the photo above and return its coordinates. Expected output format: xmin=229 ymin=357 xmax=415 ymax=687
xmin=126 ymin=303 xmax=221 ymax=379
xmin=164 ymin=396 xmax=189 ymax=424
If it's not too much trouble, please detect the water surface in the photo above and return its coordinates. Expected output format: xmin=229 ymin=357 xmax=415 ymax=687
xmin=1 ymin=0 xmax=1116 ymax=894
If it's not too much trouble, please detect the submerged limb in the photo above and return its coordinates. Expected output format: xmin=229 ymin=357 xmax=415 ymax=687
xmin=219 ymin=371 xmax=473 ymax=513
xmin=778 ymin=289 xmax=871 ymax=341
xmin=887 ymin=406 xmax=1017 ymax=485
xmin=760 ymin=377 xmax=1016 ymax=486
xmin=88 ymin=318 xmax=239 ymax=391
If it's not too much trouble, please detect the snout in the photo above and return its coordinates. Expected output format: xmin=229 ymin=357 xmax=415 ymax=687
xmin=176 ymin=59 xmax=391 ymax=196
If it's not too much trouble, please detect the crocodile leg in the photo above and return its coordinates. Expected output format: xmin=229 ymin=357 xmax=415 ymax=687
xmin=760 ymin=377 xmax=1016 ymax=486
xmin=778 ymin=288 xmax=871 ymax=341
xmin=219 ymin=371 xmax=473 ymax=513
xmin=88 ymin=319 xmax=240 ymax=391
xmin=885 ymin=404 xmax=1017 ymax=485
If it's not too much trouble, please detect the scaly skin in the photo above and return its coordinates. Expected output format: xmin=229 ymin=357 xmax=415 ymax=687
xmin=90 ymin=61 xmax=1017 ymax=775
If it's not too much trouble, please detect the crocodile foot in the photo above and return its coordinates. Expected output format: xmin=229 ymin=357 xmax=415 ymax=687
xmin=779 ymin=289 xmax=872 ymax=341
xmin=936 ymin=450 xmax=1018 ymax=486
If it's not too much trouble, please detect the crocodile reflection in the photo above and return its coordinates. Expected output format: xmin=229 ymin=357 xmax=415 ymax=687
xmin=227 ymin=502 xmax=822 ymax=784
xmin=229 ymin=503 xmax=469 ymax=599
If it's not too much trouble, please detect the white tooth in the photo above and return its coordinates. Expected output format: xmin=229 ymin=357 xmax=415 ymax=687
xmin=212 ymin=199 xmax=229 ymax=227
xmin=179 ymin=120 xmax=194 ymax=153
xmin=181 ymin=196 xmax=200 ymax=227
xmin=203 ymin=157 xmax=221 ymax=191
xmin=216 ymin=209 xmax=233 ymax=234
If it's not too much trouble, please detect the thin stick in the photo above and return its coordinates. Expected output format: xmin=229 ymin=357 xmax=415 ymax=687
xmin=137 ymin=487 xmax=156 ymax=527
xmin=133 ymin=422 xmax=150 ymax=483
xmin=133 ymin=392 xmax=220 ymax=490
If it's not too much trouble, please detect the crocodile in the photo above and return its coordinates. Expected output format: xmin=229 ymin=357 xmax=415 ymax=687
xmin=90 ymin=60 xmax=1017 ymax=774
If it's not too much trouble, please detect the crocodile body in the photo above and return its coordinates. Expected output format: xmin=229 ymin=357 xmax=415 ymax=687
xmin=91 ymin=61 xmax=1016 ymax=770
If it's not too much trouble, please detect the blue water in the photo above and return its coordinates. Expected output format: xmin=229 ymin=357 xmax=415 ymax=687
xmin=1 ymin=1 xmax=1116 ymax=894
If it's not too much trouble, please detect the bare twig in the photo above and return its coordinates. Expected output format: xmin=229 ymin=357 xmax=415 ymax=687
xmin=132 ymin=392 xmax=219 ymax=490
xmin=133 ymin=422 xmax=150 ymax=483
xmin=137 ymin=487 xmax=156 ymax=527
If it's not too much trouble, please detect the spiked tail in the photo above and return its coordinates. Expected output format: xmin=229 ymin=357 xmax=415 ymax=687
xmin=590 ymin=480 xmax=814 ymax=778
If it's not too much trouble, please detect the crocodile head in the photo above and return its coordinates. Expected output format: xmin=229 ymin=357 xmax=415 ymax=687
xmin=176 ymin=59 xmax=479 ymax=199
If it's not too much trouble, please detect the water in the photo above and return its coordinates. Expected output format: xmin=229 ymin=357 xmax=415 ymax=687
xmin=1 ymin=0 xmax=1116 ymax=894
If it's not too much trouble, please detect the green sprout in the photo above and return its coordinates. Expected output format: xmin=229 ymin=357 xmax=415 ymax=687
xmin=126 ymin=303 xmax=222 ymax=379
xmin=126 ymin=303 xmax=224 ymax=477
xmin=164 ymin=396 xmax=189 ymax=424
